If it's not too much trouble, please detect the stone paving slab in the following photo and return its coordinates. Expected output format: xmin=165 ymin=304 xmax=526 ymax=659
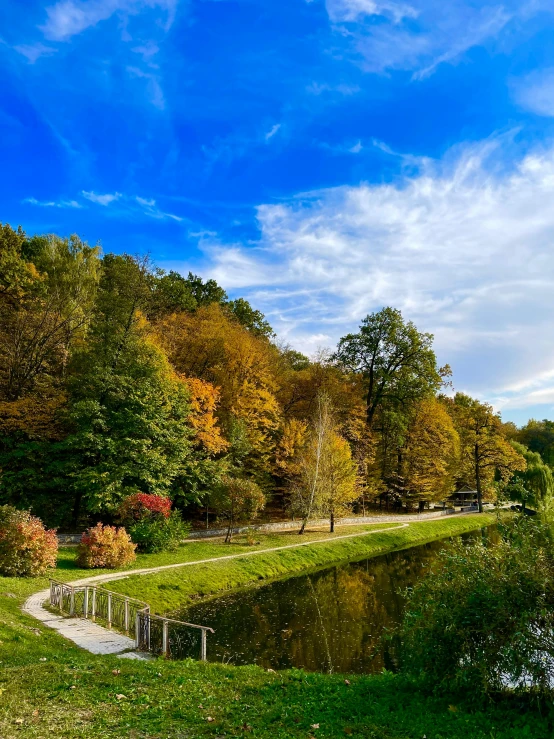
xmin=23 ymin=589 xmax=136 ymax=655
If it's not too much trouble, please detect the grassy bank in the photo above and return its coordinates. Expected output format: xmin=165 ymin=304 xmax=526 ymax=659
xmin=5 ymin=511 xmax=546 ymax=739
xmin=106 ymin=513 xmax=497 ymax=613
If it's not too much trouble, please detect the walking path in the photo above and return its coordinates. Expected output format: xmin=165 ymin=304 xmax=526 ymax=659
xmin=22 ymin=515 xmax=476 ymax=659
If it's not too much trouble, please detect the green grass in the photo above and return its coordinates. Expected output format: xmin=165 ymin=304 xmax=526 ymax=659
xmin=4 ymin=512 xmax=549 ymax=739
xmin=106 ymin=514 xmax=498 ymax=613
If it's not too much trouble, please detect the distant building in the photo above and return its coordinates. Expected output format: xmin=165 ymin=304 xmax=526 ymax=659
xmin=444 ymin=485 xmax=478 ymax=508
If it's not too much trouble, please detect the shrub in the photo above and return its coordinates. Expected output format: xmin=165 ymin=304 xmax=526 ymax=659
xmin=128 ymin=511 xmax=190 ymax=553
xmin=0 ymin=505 xmax=58 ymax=577
xmin=116 ymin=493 xmax=171 ymax=524
xmin=77 ymin=523 xmax=136 ymax=569
xmin=116 ymin=493 xmax=188 ymax=553
xmin=400 ymin=516 xmax=554 ymax=694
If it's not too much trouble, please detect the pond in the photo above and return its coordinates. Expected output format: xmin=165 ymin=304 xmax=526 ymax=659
xmin=178 ymin=526 xmax=497 ymax=675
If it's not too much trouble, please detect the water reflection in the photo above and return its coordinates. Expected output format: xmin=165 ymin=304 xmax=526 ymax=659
xmin=179 ymin=526 xmax=496 ymax=674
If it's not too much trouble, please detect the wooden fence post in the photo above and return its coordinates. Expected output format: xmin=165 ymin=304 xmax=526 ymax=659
xmin=162 ymin=620 xmax=169 ymax=657
xmin=83 ymin=587 xmax=89 ymax=618
xmin=107 ymin=593 xmax=112 ymax=629
xmin=69 ymin=587 xmax=75 ymax=616
xmin=135 ymin=613 xmax=141 ymax=649
xmin=91 ymin=588 xmax=96 ymax=621
xmin=201 ymin=629 xmax=207 ymax=661
xmin=124 ymin=598 xmax=129 ymax=633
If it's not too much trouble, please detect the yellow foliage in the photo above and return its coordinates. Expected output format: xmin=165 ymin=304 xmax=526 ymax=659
xmin=181 ymin=376 xmax=228 ymax=455
xmin=403 ymin=398 xmax=460 ymax=501
xmin=275 ymin=418 xmax=308 ymax=476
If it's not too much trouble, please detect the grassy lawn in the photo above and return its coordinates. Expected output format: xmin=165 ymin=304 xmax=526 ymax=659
xmin=4 ymin=511 xmax=547 ymax=739
xmin=106 ymin=514 xmax=497 ymax=613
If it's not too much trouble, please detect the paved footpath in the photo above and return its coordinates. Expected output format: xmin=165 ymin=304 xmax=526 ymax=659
xmin=23 ymin=518 xmax=459 ymax=659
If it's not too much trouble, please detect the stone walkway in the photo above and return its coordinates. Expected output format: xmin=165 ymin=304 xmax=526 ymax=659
xmin=23 ymin=516 xmax=472 ymax=658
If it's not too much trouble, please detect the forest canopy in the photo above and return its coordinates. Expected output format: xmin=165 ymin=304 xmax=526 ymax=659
xmin=0 ymin=223 xmax=543 ymax=528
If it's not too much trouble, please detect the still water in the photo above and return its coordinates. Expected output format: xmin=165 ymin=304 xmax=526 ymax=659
xmin=179 ymin=526 xmax=496 ymax=675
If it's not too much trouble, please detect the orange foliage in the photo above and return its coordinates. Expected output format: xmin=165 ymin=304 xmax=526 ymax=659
xmin=0 ymin=391 xmax=67 ymax=440
xmin=155 ymin=304 xmax=282 ymax=466
xmin=181 ymin=376 xmax=228 ymax=455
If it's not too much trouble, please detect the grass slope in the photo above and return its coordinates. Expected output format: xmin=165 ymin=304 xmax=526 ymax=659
xmin=3 ymin=512 xmax=549 ymax=738
xmin=106 ymin=514 xmax=497 ymax=613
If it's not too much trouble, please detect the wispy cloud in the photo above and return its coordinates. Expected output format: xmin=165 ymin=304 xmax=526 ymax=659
xmin=326 ymin=0 xmax=418 ymax=24
xmin=40 ymin=0 xmax=178 ymax=42
xmin=513 ymin=67 xmax=554 ymax=117
xmin=14 ymin=43 xmax=57 ymax=63
xmin=265 ymin=123 xmax=281 ymax=141
xmin=23 ymin=196 xmax=82 ymax=208
xmin=135 ymin=195 xmax=183 ymax=221
xmin=126 ymin=66 xmax=165 ymax=109
xmin=82 ymin=190 xmax=121 ymax=205
xmin=306 ymin=82 xmax=361 ymax=96
xmin=197 ymin=137 xmax=554 ymax=408
xmin=323 ymin=0 xmax=516 ymax=79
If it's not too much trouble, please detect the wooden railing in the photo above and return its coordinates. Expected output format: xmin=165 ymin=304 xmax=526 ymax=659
xmin=49 ymin=580 xmax=213 ymax=660
xmin=135 ymin=611 xmax=213 ymax=660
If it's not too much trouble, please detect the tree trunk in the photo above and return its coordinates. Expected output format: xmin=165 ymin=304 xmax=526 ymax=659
xmin=225 ymin=516 xmax=233 ymax=543
xmin=71 ymin=490 xmax=83 ymax=529
xmin=474 ymin=442 xmax=483 ymax=513
xmin=330 ymin=510 xmax=335 ymax=533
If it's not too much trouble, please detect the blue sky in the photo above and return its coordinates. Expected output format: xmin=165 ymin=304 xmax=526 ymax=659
xmin=2 ymin=0 xmax=554 ymax=424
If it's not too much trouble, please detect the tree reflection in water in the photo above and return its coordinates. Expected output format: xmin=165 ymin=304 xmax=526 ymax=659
xmin=179 ymin=527 xmax=495 ymax=674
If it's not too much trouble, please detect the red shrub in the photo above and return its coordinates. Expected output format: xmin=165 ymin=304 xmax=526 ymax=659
xmin=116 ymin=493 xmax=172 ymax=525
xmin=77 ymin=523 xmax=136 ymax=569
xmin=0 ymin=505 xmax=58 ymax=577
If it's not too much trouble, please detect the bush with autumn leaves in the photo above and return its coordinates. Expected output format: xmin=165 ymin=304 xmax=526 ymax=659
xmin=76 ymin=523 xmax=136 ymax=569
xmin=116 ymin=493 xmax=190 ymax=553
xmin=0 ymin=505 xmax=58 ymax=576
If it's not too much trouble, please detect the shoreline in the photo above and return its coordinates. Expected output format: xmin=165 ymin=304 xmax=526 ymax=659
xmin=105 ymin=512 xmax=497 ymax=614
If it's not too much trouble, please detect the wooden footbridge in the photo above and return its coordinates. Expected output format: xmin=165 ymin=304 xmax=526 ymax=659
xmin=49 ymin=579 xmax=213 ymax=660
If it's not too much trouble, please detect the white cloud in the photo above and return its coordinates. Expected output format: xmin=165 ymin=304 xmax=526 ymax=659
xmin=326 ymin=0 xmax=418 ymax=23
xmin=126 ymin=66 xmax=165 ymax=109
xmin=40 ymin=0 xmax=177 ymax=42
xmin=323 ymin=0 xmax=515 ymax=79
xmin=135 ymin=195 xmax=183 ymax=220
xmin=14 ymin=43 xmax=57 ymax=63
xmin=23 ymin=197 xmax=82 ymax=208
xmin=265 ymin=123 xmax=281 ymax=141
xmin=82 ymin=190 xmax=121 ymax=205
xmin=513 ymin=67 xmax=554 ymax=117
xmin=136 ymin=196 xmax=156 ymax=207
xmin=306 ymin=82 xmax=361 ymax=96
xmin=197 ymin=138 xmax=554 ymax=411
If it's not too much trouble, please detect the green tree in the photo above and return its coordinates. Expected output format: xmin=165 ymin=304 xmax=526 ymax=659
xmin=226 ymin=297 xmax=274 ymax=339
xmin=333 ymin=308 xmax=445 ymax=430
xmin=516 ymin=419 xmax=554 ymax=467
xmin=0 ymin=229 xmax=100 ymax=401
xmin=506 ymin=441 xmax=554 ymax=512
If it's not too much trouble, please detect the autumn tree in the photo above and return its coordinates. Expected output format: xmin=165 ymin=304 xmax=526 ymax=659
xmin=320 ymin=433 xmax=359 ymax=532
xmin=155 ymin=304 xmax=281 ymax=487
xmin=210 ymin=474 xmax=266 ymax=542
xmin=446 ymin=393 xmax=526 ymax=512
xmin=401 ymin=398 xmax=460 ymax=507
xmin=291 ymin=392 xmax=335 ymax=534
